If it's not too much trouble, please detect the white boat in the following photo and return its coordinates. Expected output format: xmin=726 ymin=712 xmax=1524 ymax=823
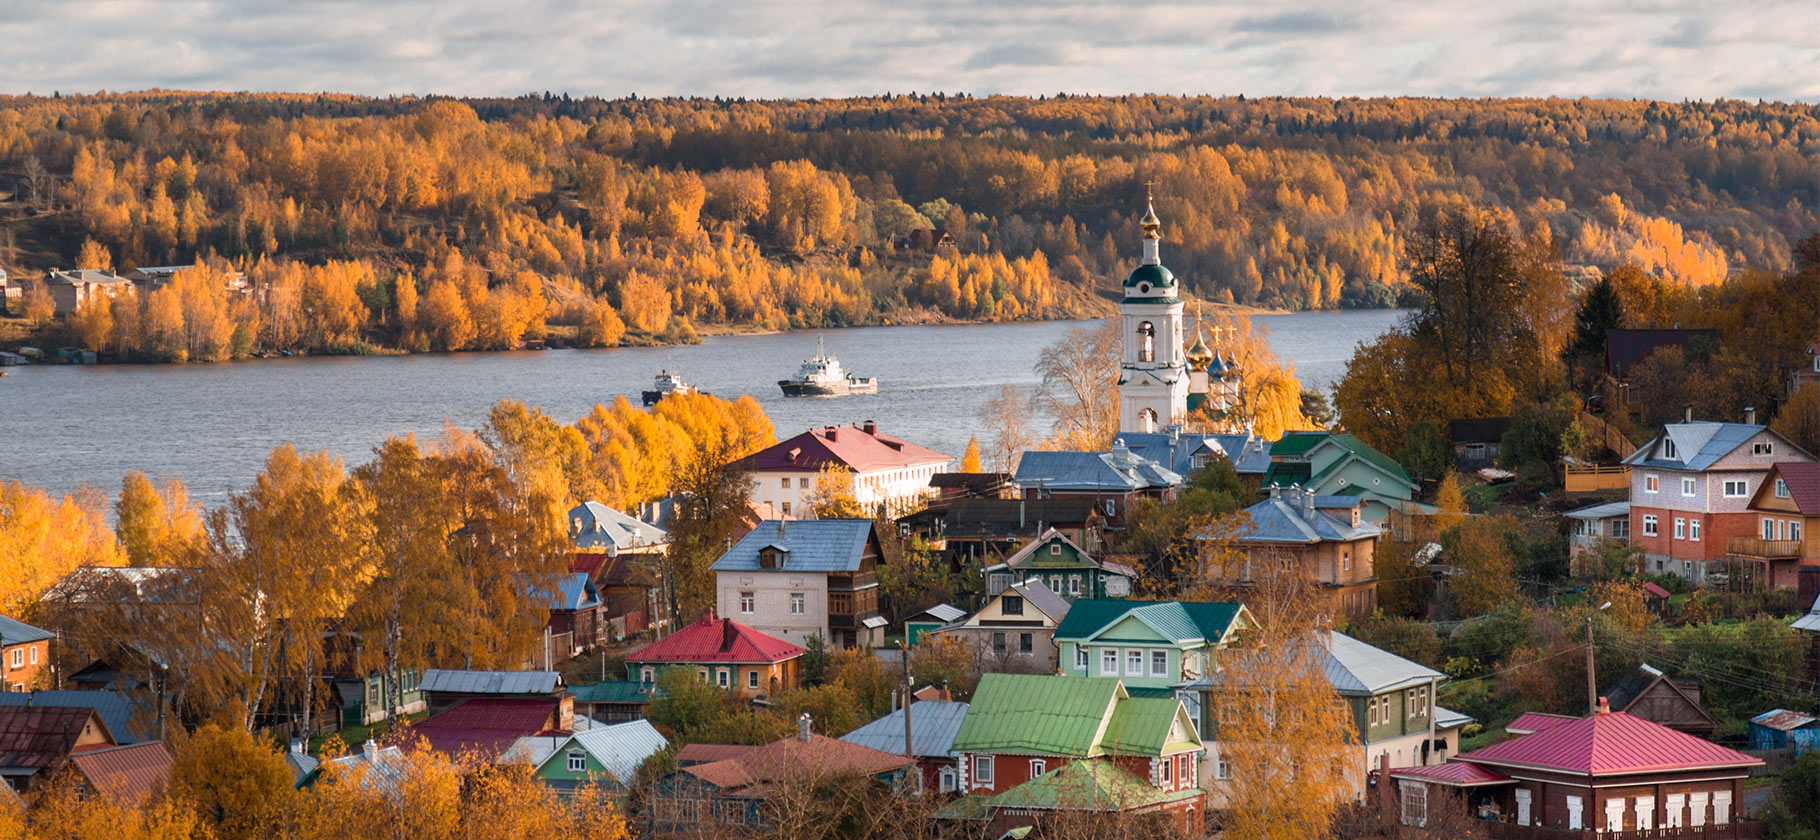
xmin=778 ymin=338 xmax=878 ymax=397
xmin=642 ymin=370 xmax=702 ymax=406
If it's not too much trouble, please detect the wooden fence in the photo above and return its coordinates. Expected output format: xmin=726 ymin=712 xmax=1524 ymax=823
xmin=1565 ymin=464 xmax=1630 ymax=493
xmin=1486 ymin=819 xmax=1766 ymax=840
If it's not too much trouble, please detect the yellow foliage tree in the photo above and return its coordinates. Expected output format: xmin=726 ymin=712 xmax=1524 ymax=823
xmin=115 ymin=472 xmax=205 ymax=566
xmin=75 ymin=237 xmax=113 ymax=270
xmin=0 ymin=481 xmax=122 ymax=617
xmin=167 ymin=721 xmax=294 ymax=840
xmin=805 ymin=463 xmax=865 ymax=519
xmin=960 ymin=436 xmax=983 ymax=473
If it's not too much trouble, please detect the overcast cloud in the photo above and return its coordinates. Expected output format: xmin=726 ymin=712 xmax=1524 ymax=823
xmin=3 ymin=0 xmax=1818 ymax=101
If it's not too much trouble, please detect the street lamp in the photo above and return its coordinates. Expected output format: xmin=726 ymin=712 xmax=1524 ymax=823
xmin=1586 ymin=601 xmax=1610 ymax=715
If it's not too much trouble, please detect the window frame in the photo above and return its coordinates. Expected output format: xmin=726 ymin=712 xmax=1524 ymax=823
xmin=1674 ymin=518 xmax=1686 ymax=540
xmin=1777 ymin=479 xmax=1791 ymax=498
xmin=1075 ymin=646 xmax=1089 ymax=671
xmin=1101 ymin=649 xmax=1118 ymax=676
xmin=1000 ymin=595 xmax=1023 ymax=615
xmin=567 ymin=750 xmax=588 ymax=773
xmin=1724 ymin=480 xmax=1748 ymax=498
xmin=8 ymin=649 xmax=19 ymax=670
xmin=973 ymin=755 xmax=993 ymax=786
xmin=790 ymin=592 xmax=805 ymax=615
xmin=1681 ymin=477 xmax=1696 ymax=497
xmin=1642 ymin=514 xmax=1658 ymax=536
xmin=1018 ymin=633 xmax=1034 ymax=655
xmin=739 ymin=591 xmax=755 ymax=614
xmin=1690 ymin=519 xmax=1701 ymax=542
xmin=1029 ymin=758 xmax=1046 ymax=777
xmin=1126 ymin=649 xmax=1144 ymax=677
xmin=1644 ymin=474 xmax=1660 ymax=493
xmin=1151 ymin=649 xmax=1168 ymax=677
xmin=747 ymin=670 xmax=759 ymax=690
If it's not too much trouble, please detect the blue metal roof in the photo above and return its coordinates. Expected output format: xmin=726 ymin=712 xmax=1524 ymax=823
xmin=0 ymin=690 xmax=159 ymax=743
xmin=712 ymin=519 xmax=875 ymax=573
xmin=841 ymin=700 xmax=970 ymax=758
xmin=1119 ymin=432 xmax=1272 ymax=477
xmin=1232 ymin=492 xmax=1380 ymax=544
xmin=569 ymin=502 xmax=668 ymax=551
xmin=1622 ymin=423 xmax=1776 ymax=472
xmin=0 ymin=616 xmax=52 ymax=646
xmin=1013 ymin=443 xmax=1182 ymax=492
xmin=419 ymin=669 xmax=561 ymax=695
xmin=554 ymin=573 xmax=600 ymax=611
xmin=562 ymin=720 xmax=669 ymax=784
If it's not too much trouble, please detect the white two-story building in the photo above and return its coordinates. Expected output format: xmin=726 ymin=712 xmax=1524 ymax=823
xmin=728 ymin=422 xmax=952 ymax=518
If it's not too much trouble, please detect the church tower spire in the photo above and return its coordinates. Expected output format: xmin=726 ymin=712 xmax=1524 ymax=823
xmin=1117 ymin=188 xmax=1188 ymax=436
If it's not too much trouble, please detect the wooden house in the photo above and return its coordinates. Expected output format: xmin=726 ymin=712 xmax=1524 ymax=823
xmin=621 ymin=610 xmax=804 ymax=699
xmin=1730 ymin=461 xmax=1820 ymax=590
xmin=983 ymin=529 xmax=1132 ymax=600
xmin=712 ymin=519 xmax=885 ymax=648
xmin=1600 ymin=663 xmax=1717 ymax=739
xmin=933 ymin=580 xmax=1072 ymax=667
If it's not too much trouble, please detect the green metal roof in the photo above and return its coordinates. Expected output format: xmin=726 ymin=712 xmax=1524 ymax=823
xmin=1052 ymin=599 xmax=1244 ymax=646
xmin=1268 ymin=431 xmax=1328 ymax=457
xmin=983 ymin=758 xmax=1202 ymax=811
xmin=1124 ymin=264 xmax=1176 ymax=289
xmin=1264 ymin=432 xmax=1414 ymax=490
xmin=952 ymin=674 xmax=1121 ymax=756
xmin=571 ymin=681 xmax=654 ymax=704
xmin=1099 ymin=696 xmax=1196 ymax=756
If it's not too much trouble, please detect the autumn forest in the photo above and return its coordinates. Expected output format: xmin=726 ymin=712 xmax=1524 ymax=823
xmin=3 ymin=91 xmax=1820 ymax=360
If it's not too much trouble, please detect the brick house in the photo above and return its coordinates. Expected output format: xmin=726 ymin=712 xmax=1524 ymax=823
xmin=0 ymin=617 xmax=53 ymax=693
xmin=1622 ymin=415 xmax=1814 ymax=584
xmin=1727 ymin=461 xmax=1820 ymax=590
xmin=621 ymin=610 xmax=804 ymax=700
xmin=1389 ymin=709 xmax=1762 ymax=834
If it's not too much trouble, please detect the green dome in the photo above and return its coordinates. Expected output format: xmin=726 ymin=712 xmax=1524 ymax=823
xmin=1124 ymin=263 xmax=1176 ymax=291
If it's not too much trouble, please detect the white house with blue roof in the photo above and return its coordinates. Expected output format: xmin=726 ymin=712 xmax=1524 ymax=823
xmin=711 ymin=519 xmax=885 ymax=648
xmin=1118 ymin=430 xmax=1273 ymax=483
xmin=1621 ymin=413 xmax=1813 ymax=583
xmin=1227 ymin=487 xmax=1383 ymax=620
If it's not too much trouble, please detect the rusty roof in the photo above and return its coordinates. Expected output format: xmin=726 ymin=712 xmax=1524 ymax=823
xmin=69 ymin=742 xmax=171 ymax=802
xmin=1389 ymin=762 xmax=1510 ymax=787
xmin=676 ymin=743 xmax=758 ymax=766
xmin=681 ymin=733 xmax=912 ymax=794
xmin=0 ymin=706 xmax=111 ymax=771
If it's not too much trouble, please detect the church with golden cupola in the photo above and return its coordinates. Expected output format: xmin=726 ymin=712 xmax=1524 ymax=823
xmin=1117 ymin=194 xmax=1241 ymax=436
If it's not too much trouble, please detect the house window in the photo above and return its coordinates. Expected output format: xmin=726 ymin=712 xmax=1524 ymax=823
xmin=1765 ymin=517 xmax=1778 ymax=541
xmin=803 ymin=477 xmax=814 ymax=489
xmin=973 ymin=755 xmax=993 ymax=786
xmin=1101 ymin=649 xmax=1119 ymax=676
xmin=1666 ymin=793 xmax=1685 ymax=828
xmin=1674 ymin=518 xmax=1686 ymax=539
xmin=8 ymin=649 xmax=18 ymax=670
xmin=1019 ymin=633 xmax=1034 ymax=654
xmin=1645 ymin=474 xmax=1660 ymax=493
xmin=1367 ymin=697 xmax=1378 ymax=726
xmin=790 ymin=593 xmax=805 ymax=615
xmin=1690 ymin=520 xmax=1701 ymax=542
xmin=1636 ymin=796 xmax=1656 ymax=831
xmin=992 ymin=632 xmax=1007 ymax=655
xmin=1662 ymin=439 xmax=1679 ymax=459
xmin=1126 ymin=649 xmax=1144 ymax=676
xmin=1151 ymin=650 xmax=1168 ymax=677
xmin=640 ymin=666 xmax=655 ymax=684
xmin=1714 ymin=790 xmax=1732 ymax=825
xmin=987 ymin=573 xmax=1012 ymax=594
xmin=1690 ymin=792 xmax=1709 ymax=827
xmin=1642 ymin=515 xmax=1658 ymax=536
xmin=1342 ymin=551 xmax=1351 ymax=572
xmin=1161 ymin=755 xmax=1172 ymax=783
xmin=1793 ymin=521 xmax=1804 ymax=542
xmin=1605 ymin=799 xmax=1625 ymax=832
xmin=1401 ymin=782 xmax=1428 ymax=827
xmin=1068 ymin=576 xmax=1081 ymax=596
xmin=1612 ymin=518 xmax=1630 ymax=539
xmin=1104 ymin=498 xmax=1117 ymax=517
xmin=1001 ymin=596 xmax=1024 ymax=615
xmin=781 ymin=502 xmax=791 ymax=515
xmin=1465 ymin=443 xmax=1486 ymax=459
xmin=717 ymin=669 xmax=730 ymax=688
xmin=1075 ymin=647 xmax=1089 ymax=671
xmin=567 ymin=750 xmax=587 ymax=773
xmin=698 ymin=668 xmax=710 ymax=681
xmin=781 ymin=477 xmax=791 ymax=489
xmin=1029 ymin=759 xmax=1046 ymax=777
xmin=1724 ymin=480 xmax=1748 ymax=497
xmin=748 ymin=670 xmax=759 ymax=690
xmin=28 ymin=647 xmax=36 ymax=665
xmin=1681 ymin=477 xmax=1696 ymax=496
xmin=1775 ymin=478 xmax=1790 ymax=498
xmin=739 ymin=591 xmax=755 ymax=613
xmin=1754 ymin=442 xmax=1774 ymax=456
xmin=1050 ymin=543 xmax=1061 ymax=555
xmin=1566 ymin=795 xmax=1585 ymax=831
xmin=939 ymin=768 xmax=957 ymax=793
xmin=1217 ymin=756 xmax=1233 ymax=780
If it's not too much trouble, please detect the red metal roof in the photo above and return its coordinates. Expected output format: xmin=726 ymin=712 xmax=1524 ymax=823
xmin=1505 ymin=712 xmax=1578 ymax=735
xmin=1462 ymin=712 xmax=1761 ymax=776
xmin=624 ymin=613 xmax=804 ymax=665
xmin=1642 ymin=582 xmax=1671 ymax=599
xmin=409 ymin=698 xmax=560 ymax=757
xmin=729 ymin=424 xmax=951 ymax=474
xmin=0 ymin=706 xmax=110 ymax=770
xmin=682 ymin=733 xmax=912 ymax=794
xmin=1771 ymin=462 xmax=1820 ymax=515
xmin=1389 ymin=762 xmax=1510 ymax=787
xmin=69 ymin=742 xmax=171 ymax=802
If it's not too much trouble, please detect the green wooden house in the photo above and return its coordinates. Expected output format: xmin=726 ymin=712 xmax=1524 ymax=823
xmin=983 ymin=529 xmax=1135 ymax=601
xmin=1261 ymin=431 xmax=1421 ymax=524
xmin=1051 ymin=600 xmax=1250 ymax=712
xmin=526 ymin=719 xmax=668 ymax=799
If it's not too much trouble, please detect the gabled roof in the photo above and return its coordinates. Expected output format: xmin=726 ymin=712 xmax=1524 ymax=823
xmin=1623 ymin=422 xmax=1809 ymax=472
xmin=1098 ymin=696 xmax=1198 ymax=756
xmin=1602 ymin=664 xmax=1711 ymax=727
xmin=1564 ymin=501 xmax=1631 ymax=521
xmin=1459 ymin=711 xmax=1761 ymax=776
xmin=0 ymin=690 xmax=160 ymax=744
xmin=0 ymin=616 xmax=52 ymax=646
xmin=1052 ymin=599 xmax=1245 ymax=647
xmin=0 ymin=706 xmax=110 ymax=770
xmin=326 ymin=744 xmax=408 ymax=795
xmin=624 ymin=612 xmax=804 ymax=665
xmin=1795 ymin=591 xmax=1820 ymax=633
xmin=712 ymin=519 xmax=875 ymax=573
xmin=1388 ymin=761 xmax=1510 ymax=787
xmin=1004 ymin=580 xmax=1071 ymax=624
xmin=928 ymin=497 xmax=1103 ymax=540
xmin=840 ymin=701 xmax=970 ymax=758
xmin=1264 ymin=432 xmax=1416 ymax=491
xmin=952 ymin=674 xmax=1122 ymax=757
xmin=568 ymin=502 xmax=668 ymax=551
xmin=539 ymin=720 xmax=668 ymax=784
xmin=419 ymin=669 xmax=561 ymax=696
xmin=1118 ymin=432 xmax=1272 ymax=476
xmin=285 ymin=749 xmax=320 ymax=787
xmin=1317 ymin=632 xmax=1445 ymax=695
xmin=68 ymin=741 xmax=171 ymax=802
xmin=1434 ymin=706 xmax=1474 ymax=731
xmin=1763 ymin=462 xmax=1820 ymax=515
xmin=1506 ymin=712 xmax=1579 ymax=736
xmin=682 ymin=733 xmax=912 ymax=793
xmin=729 ymin=424 xmax=951 ymax=474
xmin=1606 ymin=329 xmax=1718 ymax=377
xmin=539 ymin=573 xmax=600 ymax=612
xmin=410 ymin=698 xmax=559 ymax=757
xmin=996 ymin=529 xmax=1107 ymax=573
xmin=571 ymin=553 xmax=658 ymax=588
xmin=1013 ymin=442 xmax=1183 ymax=492
xmin=908 ymin=604 xmax=966 ymax=624
xmin=1234 ymin=492 xmax=1381 ymax=544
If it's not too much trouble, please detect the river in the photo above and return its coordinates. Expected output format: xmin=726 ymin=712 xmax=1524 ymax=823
xmin=0 ymin=309 xmax=1403 ymax=505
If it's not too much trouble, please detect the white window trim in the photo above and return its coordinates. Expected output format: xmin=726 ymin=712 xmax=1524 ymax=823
xmin=1125 ymin=649 xmax=1144 ymax=677
xmin=973 ymin=755 xmax=993 ymax=786
xmin=1150 ymin=650 xmax=1168 ymax=677
xmin=1643 ymin=515 xmax=1658 ymax=536
xmin=1690 ymin=520 xmax=1701 ymax=542
xmin=1681 ymin=477 xmax=1696 ymax=497
xmin=747 ymin=670 xmax=759 ymax=689
xmin=1674 ymin=518 xmax=1686 ymax=539
xmin=1075 ymin=646 xmax=1089 ymax=671
xmin=1029 ymin=759 xmax=1046 ymax=777
xmin=8 ymin=650 xmax=19 ymax=669
xmin=1101 ymin=649 xmax=1119 ymax=677
xmin=1644 ymin=474 xmax=1660 ymax=493
xmin=1724 ymin=480 xmax=1748 ymax=498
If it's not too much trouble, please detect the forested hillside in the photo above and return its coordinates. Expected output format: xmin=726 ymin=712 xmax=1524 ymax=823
xmin=2 ymin=91 xmax=1817 ymax=358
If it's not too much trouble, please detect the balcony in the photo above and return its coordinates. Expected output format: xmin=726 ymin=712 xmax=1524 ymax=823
xmin=1485 ymin=819 xmax=1765 ymax=840
xmin=827 ymin=572 xmax=877 ymax=591
xmin=1725 ymin=537 xmax=1803 ymax=559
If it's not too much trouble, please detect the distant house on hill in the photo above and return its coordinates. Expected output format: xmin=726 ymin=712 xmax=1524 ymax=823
xmin=1601 ymin=663 xmax=1717 ymax=739
xmin=1261 ymin=431 xmax=1420 ymax=524
xmin=1449 ymin=417 xmax=1513 ymax=472
xmin=1605 ymin=328 xmax=1720 ymax=417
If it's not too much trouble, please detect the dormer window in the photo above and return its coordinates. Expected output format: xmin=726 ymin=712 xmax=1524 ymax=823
xmin=1049 ymin=544 xmax=1061 ymax=555
xmin=759 ymin=546 xmax=788 ymax=569
xmin=1661 ymin=439 xmax=1678 ymax=460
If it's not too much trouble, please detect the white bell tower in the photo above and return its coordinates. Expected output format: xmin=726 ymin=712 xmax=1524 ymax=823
xmin=1118 ymin=192 xmax=1188 ymax=435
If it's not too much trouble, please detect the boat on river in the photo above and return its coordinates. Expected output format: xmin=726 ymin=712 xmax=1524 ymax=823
xmin=642 ymin=370 xmax=704 ymax=406
xmin=778 ymin=338 xmax=878 ymax=397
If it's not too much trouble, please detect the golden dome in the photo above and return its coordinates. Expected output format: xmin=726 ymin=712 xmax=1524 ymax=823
xmin=1186 ymin=329 xmax=1215 ymax=370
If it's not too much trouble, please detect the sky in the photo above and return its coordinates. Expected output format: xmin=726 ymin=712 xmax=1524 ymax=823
xmin=4 ymin=0 xmax=1820 ymax=102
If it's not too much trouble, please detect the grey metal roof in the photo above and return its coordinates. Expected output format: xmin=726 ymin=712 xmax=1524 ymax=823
xmin=326 ymin=744 xmax=408 ymax=795
xmin=1794 ymin=592 xmax=1820 ymax=633
xmin=1013 ymin=442 xmax=1183 ymax=492
xmin=1006 ymin=580 xmax=1071 ymax=623
xmin=1233 ymin=492 xmax=1380 ymax=544
xmin=0 ymin=690 xmax=159 ymax=743
xmin=911 ymin=604 xmax=966 ymax=623
xmin=563 ymin=720 xmax=669 ymax=784
xmin=1565 ymin=501 xmax=1631 ymax=520
xmin=840 ymin=701 xmax=970 ymax=758
xmin=711 ymin=519 xmax=874 ymax=573
xmin=284 ymin=750 xmax=320 ymax=787
xmin=1119 ymin=432 xmax=1272 ymax=477
xmin=1320 ymin=632 xmax=1444 ymax=695
xmin=0 ymin=616 xmax=52 ymax=646
xmin=569 ymin=502 xmax=668 ymax=551
xmin=1622 ymin=422 xmax=1793 ymax=472
xmin=419 ymin=669 xmax=560 ymax=695
xmin=1433 ymin=705 xmax=1474 ymax=730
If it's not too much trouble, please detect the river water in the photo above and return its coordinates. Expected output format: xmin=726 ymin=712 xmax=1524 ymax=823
xmin=1 ymin=309 xmax=1403 ymax=505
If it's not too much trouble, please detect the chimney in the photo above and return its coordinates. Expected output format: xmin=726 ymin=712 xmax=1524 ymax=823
xmin=363 ymin=739 xmax=379 ymax=762
xmin=1269 ymin=484 xmax=1280 ymax=499
xmin=1597 ymin=696 xmax=1611 ymax=715
xmin=777 ymin=519 xmax=786 ymax=539
xmin=862 ymin=420 xmax=877 ymax=436
xmin=1019 ymin=499 xmax=1026 ymax=530
xmin=1302 ymin=487 xmax=1315 ymax=517
xmin=703 ymin=606 xmax=716 ymax=624
xmin=798 ymin=713 xmax=813 ymax=742
xmin=1683 ymin=404 xmax=1693 ymax=424
xmin=1745 ymin=406 xmax=1757 ymax=426
xmin=290 ymin=738 xmax=305 ymax=755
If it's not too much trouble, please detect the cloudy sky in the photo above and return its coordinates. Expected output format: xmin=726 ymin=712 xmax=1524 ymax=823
xmin=5 ymin=0 xmax=1818 ymax=101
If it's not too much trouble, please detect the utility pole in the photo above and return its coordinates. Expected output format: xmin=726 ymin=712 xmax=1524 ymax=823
xmin=1585 ymin=613 xmax=1597 ymax=716
xmin=899 ymin=640 xmax=915 ymax=789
